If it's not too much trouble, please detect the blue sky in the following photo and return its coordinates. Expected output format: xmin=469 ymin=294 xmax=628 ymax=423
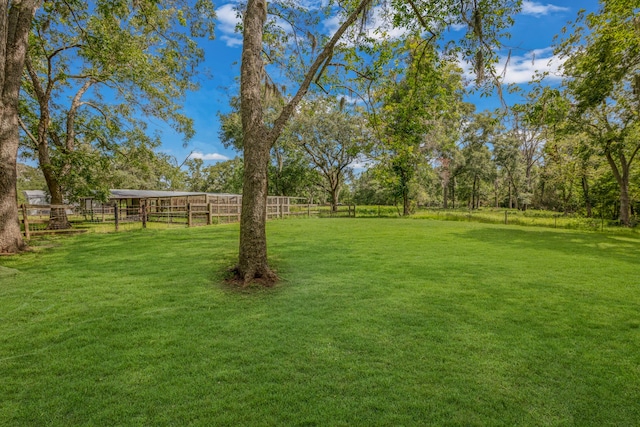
xmin=159 ymin=0 xmax=601 ymax=167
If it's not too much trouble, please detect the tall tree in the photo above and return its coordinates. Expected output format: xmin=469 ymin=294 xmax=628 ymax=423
xmin=289 ymin=98 xmax=369 ymax=211
xmin=507 ymin=106 xmax=544 ymax=210
xmin=0 ymin=0 xmax=39 ymax=253
xmin=493 ymin=128 xmax=524 ymax=209
xmin=557 ymin=0 xmax=640 ymax=225
xmin=458 ymin=112 xmax=497 ymax=210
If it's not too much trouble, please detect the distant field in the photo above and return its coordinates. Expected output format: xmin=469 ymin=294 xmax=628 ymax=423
xmin=1 ymin=219 xmax=639 ymax=425
xmin=340 ymin=205 xmax=636 ymax=232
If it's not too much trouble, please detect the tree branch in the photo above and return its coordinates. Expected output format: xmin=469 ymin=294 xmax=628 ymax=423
xmin=269 ymin=0 xmax=374 ymax=145
xmin=17 ymin=115 xmax=39 ymax=147
xmin=66 ymin=79 xmax=96 ymax=152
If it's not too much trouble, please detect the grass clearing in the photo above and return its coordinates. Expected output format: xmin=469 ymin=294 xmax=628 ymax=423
xmin=1 ymin=219 xmax=640 ymax=425
xmin=412 ymin=207 xmax=638 ymax=232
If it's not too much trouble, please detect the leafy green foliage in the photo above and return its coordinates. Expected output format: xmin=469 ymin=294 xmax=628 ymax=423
xmin=20 ymin=0 xmax=215 ymax=202
xmin=203 ymin=158 xmax=245 ymax=194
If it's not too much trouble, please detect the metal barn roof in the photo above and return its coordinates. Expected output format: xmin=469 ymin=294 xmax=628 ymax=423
xmin=108 ymin=189 xmax=241 ymax=199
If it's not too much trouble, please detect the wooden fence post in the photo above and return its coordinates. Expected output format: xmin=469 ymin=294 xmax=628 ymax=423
xmin=141 ymin=201 xmax=147 ymax=229
xmin=114 ymin=203 xmax=119 ymax=231
xmin=187 ymin=203 xmax=192 ymax=227
xmin=207 ymin=203 xmax=213 ymax=225
xmin=21 ymin=204 xmax=30 ymax=239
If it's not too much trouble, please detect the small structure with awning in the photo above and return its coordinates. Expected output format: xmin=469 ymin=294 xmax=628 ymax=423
xmin=81 ymin=189 xmax=300 ymax=225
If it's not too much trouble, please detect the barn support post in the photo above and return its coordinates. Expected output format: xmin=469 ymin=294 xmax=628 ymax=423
xmin=207 ymin=203 xmax=213 ymax=225
xmin=141 ymin=200 xmax=147 ymax=229
xmin=21 ymin=204 xmax=30 ymax=239
xmin=114 ymin=202 xmax=119 ymax=231
xmin=187 ymin=203 xmax=193 ymax=227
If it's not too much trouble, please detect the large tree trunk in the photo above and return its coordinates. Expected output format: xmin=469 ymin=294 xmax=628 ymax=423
xmin=618 ymin=175 xmax=631 ymax=226
xmin=330 ymin=186 xmax=340 ymax=212
xmin=39 ymin=147 xmax=71 ymax=229
xmin=403 ymin=191 xmax=410 ymax=216
xmin=235 ymin=0 xmax=276 ymax=284
xmin=0 ymin=0 xmax=40 ymax=253
xmin=605 ymin=151 xmax=631 ymax=226
xmin=0 ymin=108 xmax=25 ymax=253
xmin=472 ymin=174 xmax=477 ymax=210
xmin=238 ymin=139 xmax=274 ymax=282
xmin=24 ymin=53 xmax=75 ymax=230
xmin=581 ymin=175 xmax=592 ymax=217
xmin=327 ymin=173 xmax=340 ymax=212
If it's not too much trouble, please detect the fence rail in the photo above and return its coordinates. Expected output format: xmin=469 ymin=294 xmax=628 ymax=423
xmin=19 ymin=204 xmax=83 ymax=238
xmin=19 ymin=199 xmax=325 ymax=237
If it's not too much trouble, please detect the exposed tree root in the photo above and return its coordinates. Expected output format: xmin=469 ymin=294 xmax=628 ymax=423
xmin=227 ymin=265 xmax=279 ymax=288
xmin=0 ymin=241 xmax=29 ymax=255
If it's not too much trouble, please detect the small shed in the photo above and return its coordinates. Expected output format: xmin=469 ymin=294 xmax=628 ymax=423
xmin=22 ymin=190 xmax=50 ymax=216
xmin=23 ymin=190 xmax=49 ymax=205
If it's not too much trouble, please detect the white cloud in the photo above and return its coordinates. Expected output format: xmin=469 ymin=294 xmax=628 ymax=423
xmin=460 ymin=47 xmax=566 ymax=85
xmin=350 ymin=158 xmax=373 ymax=170
xmin=216 ymin=3 xmax=243 ymax=47
xmin=221 ymin=35 xmax=243 ymax=48
xmin=521 ymin=1 xmax=569 ymax=17
xmin=189 ymin=151 xmax=230 ymax=161
xmin=499 ymin=48 xmax=567 ymax=84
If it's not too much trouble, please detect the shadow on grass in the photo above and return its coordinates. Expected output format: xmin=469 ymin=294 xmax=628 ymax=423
xmin=458 ymin=225 xmax=640 ymax=265
xmin=56 ymin=226 xmax=241 ymax=282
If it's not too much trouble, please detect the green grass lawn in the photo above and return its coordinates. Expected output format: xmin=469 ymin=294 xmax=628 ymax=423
xmin=1 ymin=218 xmax=639 ymax=426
